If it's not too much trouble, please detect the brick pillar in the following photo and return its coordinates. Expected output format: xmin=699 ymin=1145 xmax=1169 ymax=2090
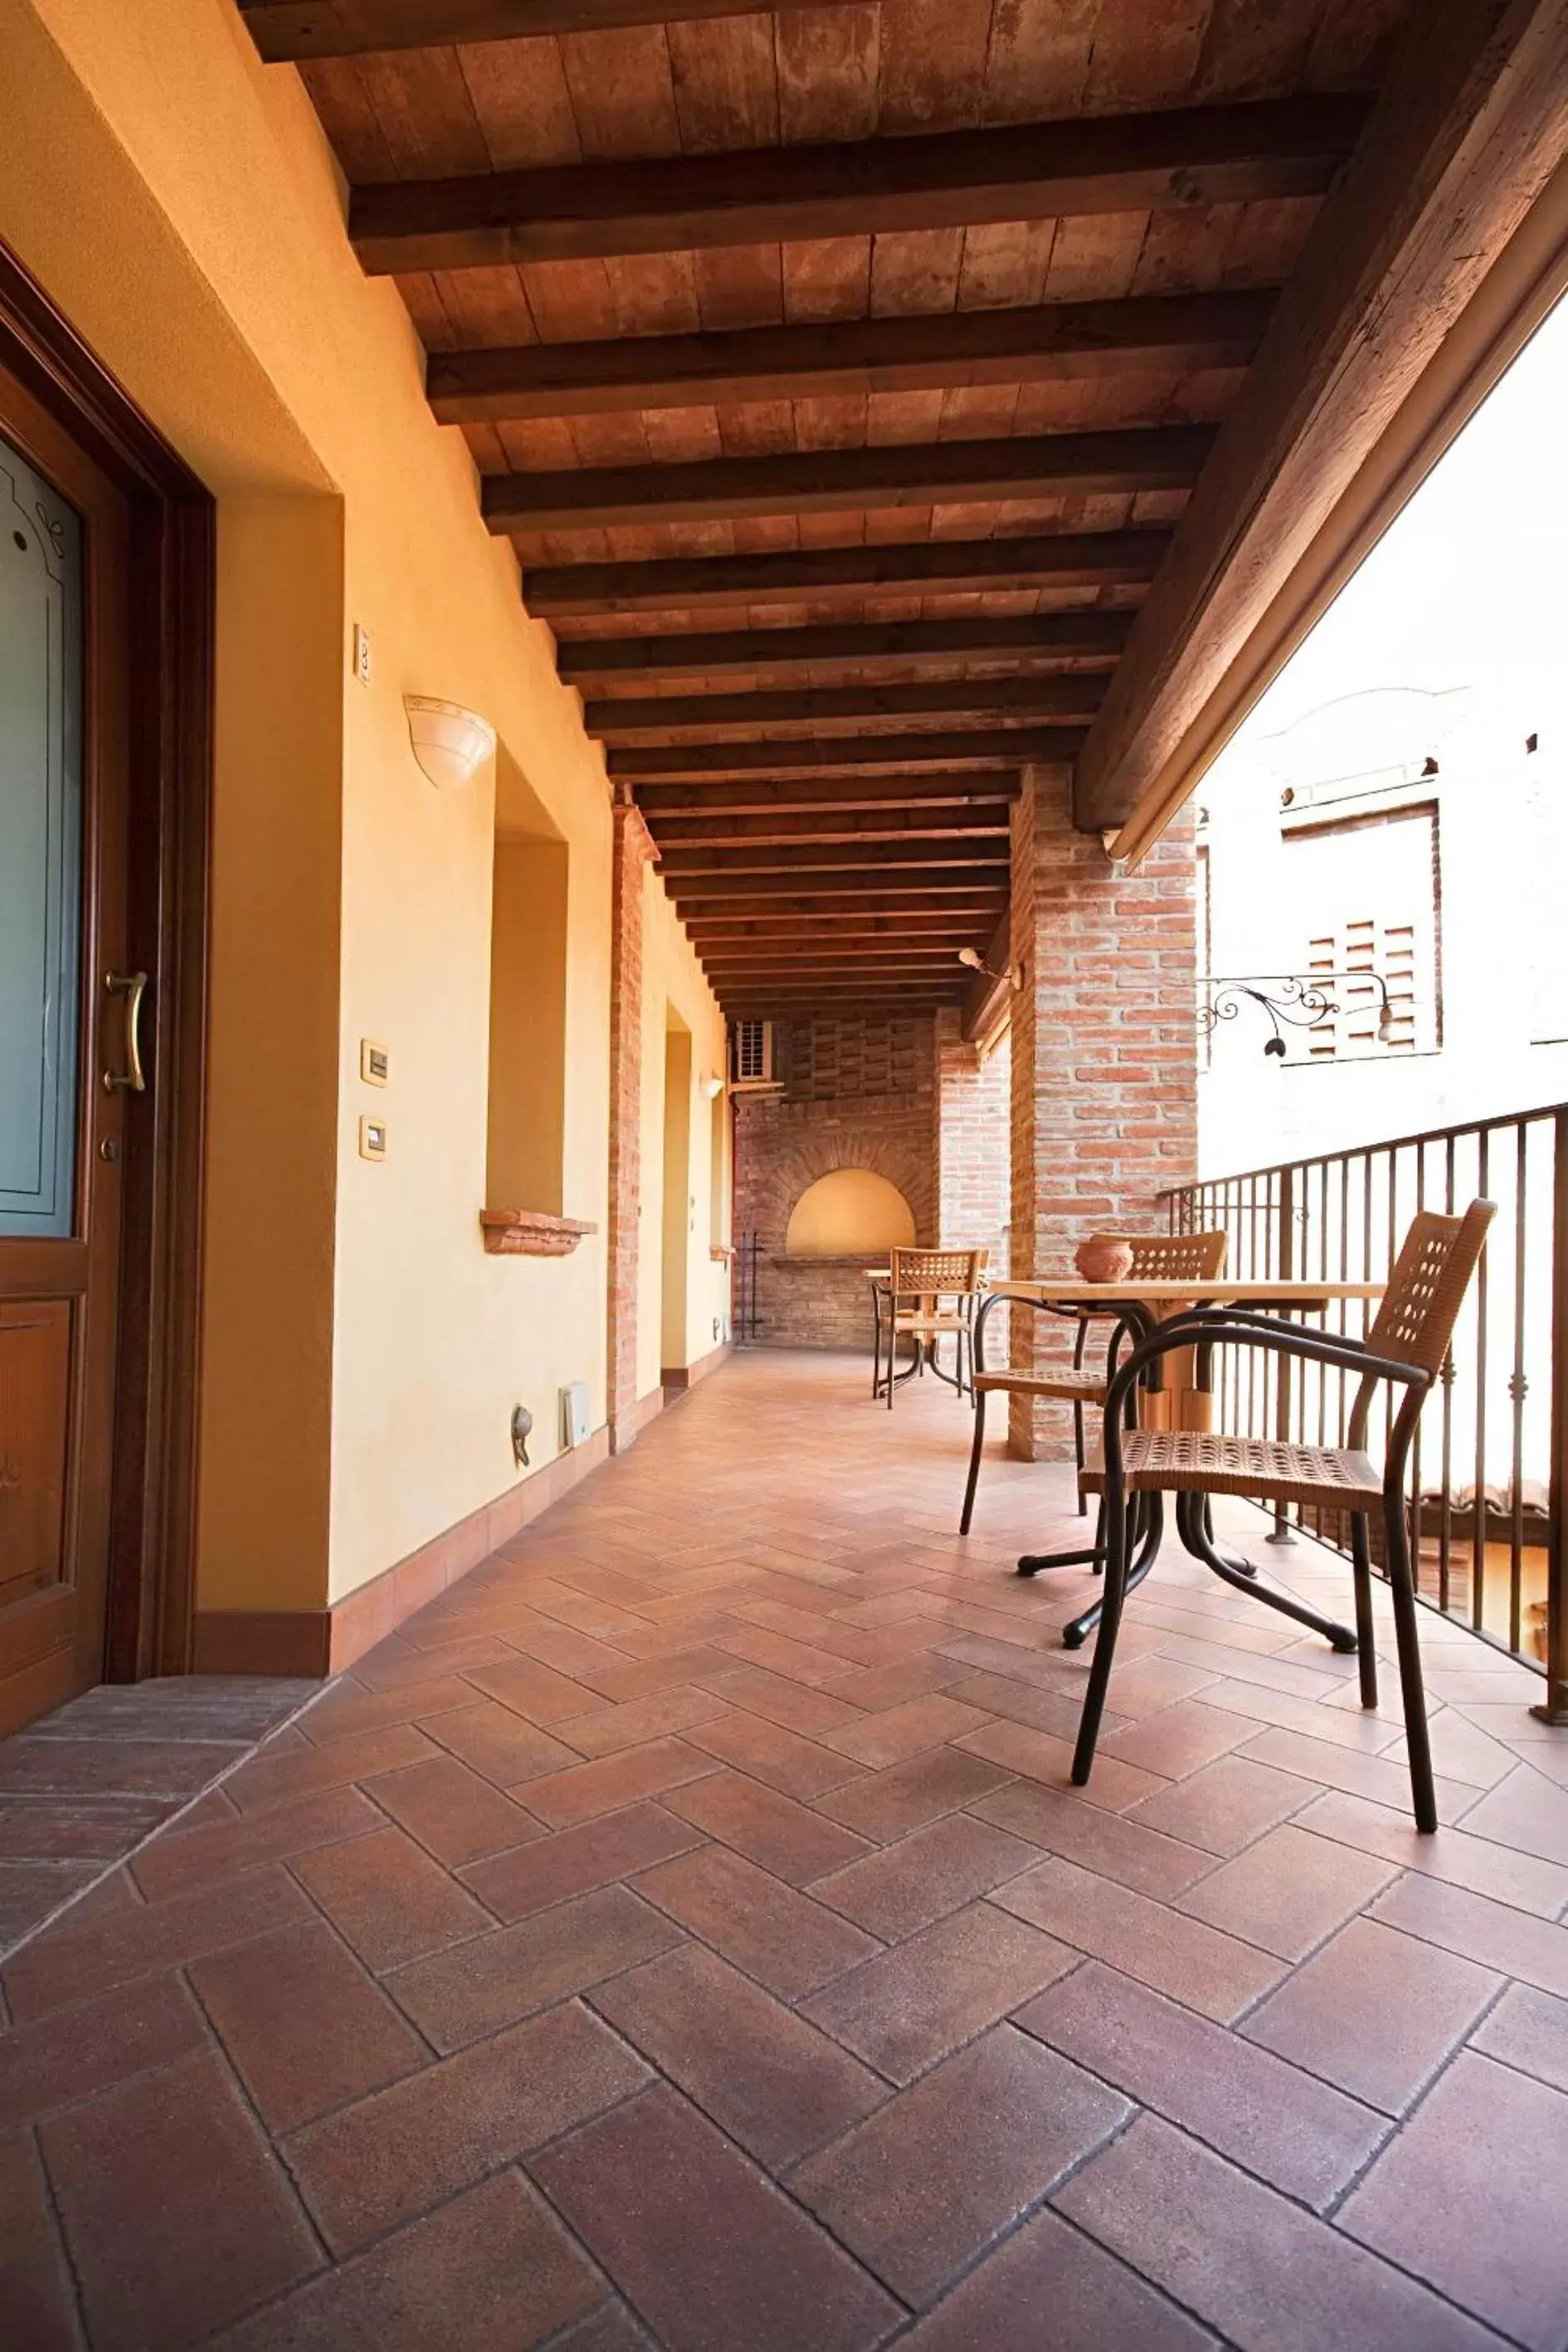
xmin=933 ymin=1006 xmax=1011 ymax=1264
xmin=606 ymin=798 xmax=659 ymax=1453
xmin=1007 ymin=766 xmax=1197 ymax=1457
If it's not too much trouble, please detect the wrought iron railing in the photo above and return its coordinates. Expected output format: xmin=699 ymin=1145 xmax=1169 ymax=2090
xmin=1166 ymin=1105 xmax=1567 ymax=1721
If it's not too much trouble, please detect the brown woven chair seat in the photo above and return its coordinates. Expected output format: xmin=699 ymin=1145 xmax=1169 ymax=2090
xmin=974 ymin=1367 xmax=1108 ymax=1400
xmin=1079 ymin=1427 xmax=1382 ymax=1509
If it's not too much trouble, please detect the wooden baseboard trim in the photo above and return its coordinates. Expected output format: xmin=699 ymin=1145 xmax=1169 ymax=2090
xmin=192 ymin=1425 xmax=611 ymax=1679
xmin=661 ymin=1339 xmax=732 ymax=1393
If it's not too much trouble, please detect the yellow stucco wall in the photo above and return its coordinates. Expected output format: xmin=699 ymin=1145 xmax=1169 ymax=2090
xmin=2 ymin=0 xmax=726 ymax=1611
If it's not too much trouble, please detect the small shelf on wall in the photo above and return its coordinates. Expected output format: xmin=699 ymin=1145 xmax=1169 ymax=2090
xmin=480 ymin=1210 xmax=597 ymax=1258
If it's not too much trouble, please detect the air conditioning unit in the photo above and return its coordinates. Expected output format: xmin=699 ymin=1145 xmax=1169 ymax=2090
xmin=729 ymin=1019 xmax=782 ymax=1093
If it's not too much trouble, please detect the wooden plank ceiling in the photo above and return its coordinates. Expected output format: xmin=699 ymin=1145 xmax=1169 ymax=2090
xmin=252 ymin=0 xmax=1413 ymax=1015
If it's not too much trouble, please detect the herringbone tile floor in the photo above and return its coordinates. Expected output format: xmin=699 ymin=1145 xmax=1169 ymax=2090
xmin=5 ymin=1350 xmax=1568 ymax=2351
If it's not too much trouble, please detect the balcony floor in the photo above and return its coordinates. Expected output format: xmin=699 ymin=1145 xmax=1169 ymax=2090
xmin=5 ymin=1347 xmax=1568 ymax=2352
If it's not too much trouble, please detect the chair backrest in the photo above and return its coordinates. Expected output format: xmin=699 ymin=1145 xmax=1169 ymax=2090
xmin=889 ymin=1246 xmax=985 ymax=1298
xmin=1090 ymin=1230 xmax=1229 ymax=1282
xmin=1366 ymin=1202 xmax=1496 ymax=1375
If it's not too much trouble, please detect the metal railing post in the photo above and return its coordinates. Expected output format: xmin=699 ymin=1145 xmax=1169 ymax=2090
xmin=1268 ymin=1165 xmax=1296 ymax=1544
xmin=1534 ymin=1112 xmax=1568 ymax=1722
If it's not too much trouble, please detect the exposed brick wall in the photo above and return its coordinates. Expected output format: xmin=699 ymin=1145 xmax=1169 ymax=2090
xmin=733 ymin=1014 xmax=937 ymax=1350
xmin=1008 ymin=768 xmax=1198 ymax=1457
xmin=606 ymin=801 xmax=659 ymax=1449
xmin=934 ymin=1007 xmax=1011 ymax=1365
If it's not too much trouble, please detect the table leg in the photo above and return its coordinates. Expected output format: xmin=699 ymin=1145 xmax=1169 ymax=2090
xmin=1174 ymin=1490 xmax=1357 ymax=1651
xmin=1059 ymin=1493 xmax=1165 ymax=1649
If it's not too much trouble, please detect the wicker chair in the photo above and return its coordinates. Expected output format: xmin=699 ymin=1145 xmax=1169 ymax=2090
xmin=1072 ymin=1201 xmax=1496 ymax=1833
xmin=877 ymin=1246 xmax=986 ymax=1410
xmin=959 ymin=1228 xmax=1229 ymax=1537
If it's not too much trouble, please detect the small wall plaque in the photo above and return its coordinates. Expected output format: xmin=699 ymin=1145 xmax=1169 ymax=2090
xmin=359 ymin=1117 xmax=388 ymax=1161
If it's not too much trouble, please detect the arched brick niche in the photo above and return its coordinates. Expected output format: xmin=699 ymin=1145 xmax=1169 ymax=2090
xmin=733 ymin=1015 xmax=937 ymax=1350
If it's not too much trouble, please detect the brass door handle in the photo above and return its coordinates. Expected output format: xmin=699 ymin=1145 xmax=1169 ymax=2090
xmin=103 ymin=971 xmax=149 ymax=1093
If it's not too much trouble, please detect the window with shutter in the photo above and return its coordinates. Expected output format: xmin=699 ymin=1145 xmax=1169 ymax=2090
xmin=1284 ymin=806 xmax=1440 ymax=1062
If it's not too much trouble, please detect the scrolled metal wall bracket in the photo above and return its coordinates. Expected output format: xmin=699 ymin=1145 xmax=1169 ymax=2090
xmin=1197 ymin=971 xmax=1396 ymax=1059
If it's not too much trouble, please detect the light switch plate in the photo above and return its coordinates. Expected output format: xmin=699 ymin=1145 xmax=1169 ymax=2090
xmin=360 ymin=1038 xmax=389 ymax=1085
xmin=358 ymin=1115 xmax=387 ymax=1161
xmin=352 ymin=623 xmax=373 ymax=687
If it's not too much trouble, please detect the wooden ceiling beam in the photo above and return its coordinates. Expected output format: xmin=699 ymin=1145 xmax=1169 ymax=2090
xmin=352 ymin=96 xmax=1368 ymax=274
xmin=610 ymin=729 xmax=1083 ymax=780
xmin=526 ymin=528 xmax=1169 ymax=616
xmin=559 ymin=611 xmax=1129 ymax=685
xmin=484 ymin=425 xmax=1211 ymax=533
xmin=684 ymin=912 xmax=996 ymax=936
xmin=241 ymin=1 xmax=845 ymax=59
xmin=589 ymin=675 xmax=1105 ymax=738
xmin=660 ymin=843 xmax=1010 ymax=879
xmin=1077 ymin=0 xmax=1568 ymax=839
xmin=430 ymin=290 xmax=1273 ymax=422
xmin=665 ymin=869 xmax=1004 ymax=903
xmin=634 ymin=772 xmax=1022 ymax=818
xmin=649 ymin=806 xmax=1011 ymax=849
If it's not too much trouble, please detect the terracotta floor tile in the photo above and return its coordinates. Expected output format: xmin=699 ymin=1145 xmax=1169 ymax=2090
xmin=1339 ymin=2052 xmax=1568 ymax=2349
xmin=0 ymin=1859 xmax=100 ymax=1949
xmin=500 ymin=1622 xmax=636 ymax=1681
xmin=426 ymin=1700 xmax=582 ymax=1786
xmin=1452 ymin=1760 xmax=1568 ymax=1867
xmin=0 ymin=2126 xmax=85 ymax=2352
xmin=554 ymin=1687 xmax=733 ymax=1758
xmin=385 ymin=1882 xmax=684 ymax=2051
xmin=129 ymin=1781 xmax=382 ymax=1903
xmin=1372 ymin=1869 xmax=1568 ymax=1996
xmin=1056 ymin=2112 xmax=1501 ymax=2352
xmin=531 ymin=2085 xmax=901 ymax=2352
xmin=351 ymin=1633 xmax=517 ymax=1690
xmin=191 ymin=1917 xmax=427 ymax=2134
xmin=684 ymin=1709 xmax=867 ymax=1799
xmin=296 ymin=1675 xmax=477 ymax=1746
xmin=1469 ymin=1980 xmax=1568 ymax=2093
xmin=715 ymin=1625 xmax=863 ymax=1688
xmin=0 ymin=1791 xmax=173 ymax=1861
xmin=461 ymin=1801 xmax=701 ymax=1922
xmin=930 ymin=1633 xmax=1090 ymax=1696
xmin=0 ymin=1969 xmax=207 ymax=2129
xmin=823 ymin=1656 xmax=972 ymax=1710
xmin=41 ymin=2049 xmax=320 ymax=2352
xmin=551 ymin=2301 xmax=657 ymax=2351
xmin=284 ymin=1999 xmax=650 ymax=2252
xmin=0 ymin=1736 xmax=246 ymax=1804
xmin=572 ymin=1646 xmax=738 ymax=1703
xmin=224 ymin=1723 xmax=439 ymax=1817
xmin=692 ymin=1664 xmax=866 ymax=1737
xmin=665 ymin=1768 xmax=872 ymax=1883
xmin=290 ymin=1824 xmax=492 ymax=1972
xmin=1017 ymin=1960 xmax=1386 ymax=2209
xmin=823 ymin=1692 xmax=996 ymax=1770
xmin=942 ymin=1671 xmax=1088 ymax=1742
xmin=456 ymin=1651 xmax=597 ymax=1725
xmin=634 ymin=1843 xmax=880 ymax=2001
xmin=363 ymin=1754 xmax=542 ymax=1868
xmin=1101 ymin=1698 xmax=1259 ymax=1780
xmin=791 ymin=2024 xmax=1127 ymax=2305
xmin=898 ymin=2203 xmax=1213 ymax=2352
xmin=1240 ymin=1915 xmax=1497 ymax=2115
xmin=972 ymin=1781 xmax=1213 ymax=1901
xmin=2 ymin=1863 xmax=313 ymax=2023
xmin=957 ymin=1718 xmax=1170 ymax=1812
xmin=992 ymin=1857 xmax=1287 ymax=2023
xmin=513 ymin=1736 xmax=722 ymax=1829
xmin=1234 ymin=1724 xmax=1479 ymax=1825
xmin=810 ymin=1811 xmax=1040 ymax=1940
xmin=1290 ymin=1786 xmax=1568 ymax=1917
xmin=208 ymin=2168 xmax=601 ymax=2351
xmin=1174 ymin=1824 xmax=1397 ymax=1961
xmin=1127 ymin=1753 xmax=1316 ymax=1854
xmin=801 ymin=1900 xmax=1076 ymax=2083
xmin=591 ymin=1943 xmax=886 ymax=2166
xmin=1087 ymin=1654 xmax=1221 ymax=1719
xmin=815 ymin=1745 xmax=1016 ymax=1843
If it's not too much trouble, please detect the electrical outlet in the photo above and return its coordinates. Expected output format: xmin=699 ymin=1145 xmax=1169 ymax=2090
xmin=352 ymin=623 xmax=373 ymax=687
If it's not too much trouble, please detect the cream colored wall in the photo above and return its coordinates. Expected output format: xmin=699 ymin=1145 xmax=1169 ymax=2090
xmin=787 ymin=1170 xmax=918 ymax=1254
xmin=3 ymin=0 xmax=723 ymax=1608
xmin=638 ymin=865 xmax=731 ymax=1394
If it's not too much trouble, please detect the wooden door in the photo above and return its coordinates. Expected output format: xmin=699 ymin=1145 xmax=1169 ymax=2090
xmin=0 ymin=363 xmax=132 ymax=1735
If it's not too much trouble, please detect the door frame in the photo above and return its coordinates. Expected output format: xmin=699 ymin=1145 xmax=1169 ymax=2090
xmin=0 ymin=238 xmax=213 ymax=1684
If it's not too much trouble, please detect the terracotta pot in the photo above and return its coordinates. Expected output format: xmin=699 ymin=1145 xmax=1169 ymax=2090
xmin=1074 ymin=1238 xmax=1134 ymax=1284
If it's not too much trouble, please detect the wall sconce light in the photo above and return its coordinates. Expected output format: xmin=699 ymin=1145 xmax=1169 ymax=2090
xmin=1199 ymin=972 xmax=1398 ymax=1058
xmin=957 ymin=947 xmax=1024 ymax=991
xmin=700 ymin=1074 xmax=726 ymax=1099
xmin=404 ymin=695 xmax=496 ymax=791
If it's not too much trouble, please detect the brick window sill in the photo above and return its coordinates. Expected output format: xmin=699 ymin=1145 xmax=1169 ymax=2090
xmin=480 ymin=1210 xmax=598 ymax=1258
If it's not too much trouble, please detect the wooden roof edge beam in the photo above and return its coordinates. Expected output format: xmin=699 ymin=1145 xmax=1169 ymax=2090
xmin=607 ymin=728 xmax=1087 ymax=779
xmin=242 ymin=0 xmax=848 ymax=59
xmin=632 ymin=772 xmax=1025 ymax=816
xmin=429 ymin=290 xmax=1276 ymax=422
xmin=351 ymin=96 xmax=1371 ymax=274
xmin=587 ymin=676 xmax=1106 ymax=738
xmin=523 ymin=528 xmax=1171 ymax=616
xmin=558 ymin=611 xmax=1131 ymax=684
xmin=1076 ymin=0 xmax=1568 ymax=846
